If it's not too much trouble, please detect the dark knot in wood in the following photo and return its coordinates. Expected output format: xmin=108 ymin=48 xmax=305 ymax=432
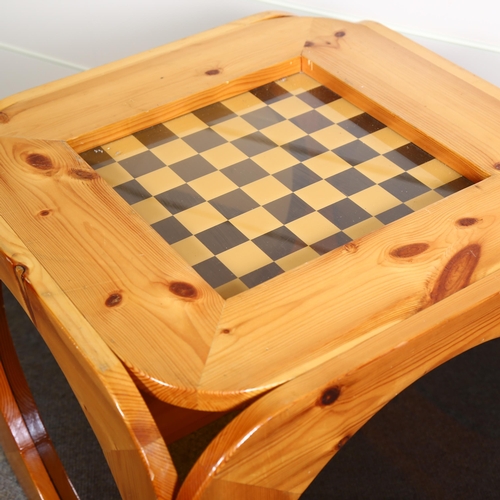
xmin=319 ymin=386 xmax=341 ymax=406
xmin=71 ymin=168 xmax=98 ymax=180
xmin=105 ymin=293 xmax=123 ymax=307
xmin=456 ymin=217 xmax=479 ymax=227
xmin=390 ymin=243 xmax=429 ymax=259
xmin=169 ymin=281 xmax=198 ymax=299
xmin=25 ymin=153 xmax=53 ymax=170
xmin=304 ymin=40 xmax=314 ymax=47
xmin=334 ymin=31 xmax=346 ymax=37
xmin=205 ymin=69 xmax=220 ymax=76
xmin=0 ymin=112 xmax=9 ymax=123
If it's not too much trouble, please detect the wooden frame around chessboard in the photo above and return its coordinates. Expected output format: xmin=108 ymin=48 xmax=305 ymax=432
xmin=1 ymin=11 xmax=500 ymax=499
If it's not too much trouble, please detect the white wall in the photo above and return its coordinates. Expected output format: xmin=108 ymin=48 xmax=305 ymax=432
xmin=1 ymin=0 xmax=500 ymax=99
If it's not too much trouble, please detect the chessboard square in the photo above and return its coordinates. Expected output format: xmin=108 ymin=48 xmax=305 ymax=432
xmin=269 ymin=96 xmax=314 ymax=119
xmin=192 ymin=257 xmax=236 ymax=289
xmin=290 ymin=110 xmax=334 ymax=134
xmin=240 ymin=263 xmax=284 ymax=289
xmin=230 ymin=207 xmax=282 ymax=239
xmin=264 ymin=193 xmax=315 ymax=224
xmin=295 ymin=180 xmax=345 ymax=210
xmin=102 ymin=135 xmax=148 ymax=161
xmin=384 ymin=143 xmax=434 ymax=170
xmin=209 ymin=189 xmax=259 ymax=219
xmin=277 ymin=73 xmax=321 ymax=94
xmin=376 ymin=204 xmax=414 ymax=225
xmin=221 ymin=159 xmax=268 ymax=187
xmin=137 ymin=166 xmax=184 ymax=195
xmin=253 ymin=147 xmax=300 ymax=175
xmin=163 ymin=113 xmax=208 ymax=137
xmin=319 ymin=198 xmax=371 ymax=230
xmin=311 ymin=232 xmax=352 ymax=255
xmin=281 ymin=136 xmax=328 ymax=162
xmin=408 ymin=159 xmax=461 ymax=189
xmin=169 ymin=155 xmax=217 ymax=182
xmin=119 ymin=150 xmax=166 ymax=177
xmin=333 ymin=140 xmax=379 ymax=167
xmin=250 ymin=81 xmax=290 ymax=104
xmin=275 ymin=246 xmax=319 ymax=272
xmin=241 ymin=176 xmax=291 ymax=205
xmin=215 ymin=279 xmax=249 ymax=299
xmin=232 ymin=132 xmax=277 ymax=157
xmin=311 ymin=124 xmax=358 ymax=150
xmin=211 ymin=116 xmax=257 ymax=141
xmin=240 ymin=107 xmax=285 ymax=130
xmin=296 ymin=86 xmax=341 ymax=107
xmin=80 ymin=147 xmax=114 ymax=169
xmin=343 ymin=217 xmax=385 ymax=240
xmin=349 ymin=185 xmax=401 ymax=215
xmin=174 ymin=202 xmax=227 ymax=234
xmin=170 ymin=236 xmax=213 ymax=266
xmin=182 ymin=128 xmax=227 ymax=153
xmin=338 ymin=113 xmax=386 ymax=138
xmin=151 ymin=216 xmax=191 ymax=245
xmin=303 ymin=151 xmax=352 ymax=179
xmin=201 ymin=143 xmax=248 ymax=170
xmin=132 ymin=197 xmax=171 ymax=224
xmin=359 ymin=128 xmax=409 ymax=155
xmin=259 ymin=120 xmax=307 ymax=146
xmin=380 ymin=172 xmax=430 ymax=202
xmin=217 ymin=241 xmax=273 ymax=277
xmin=405 ymin=190 xmax=444 ymax=212
xmin=188 ymin=171 xmax=238 ymax=200
xmin=253 ymin=226 xmax=307 ymax=260
xmin=326 ymin=168 xmax=375 ymax=196
xmin=286 ymin=211 xmax=339 ymax=245
xmin=273 ymin=163 xmax=321 ymax=191
xmin=221 ymin=92 xmax=266 ymax=114
xmin=196 ymin=221 xmax=248 ymax=254
xmin=114 ymin=180 xmax=152 ymax=205
xmin=355 ymin=156 xmax=406 ymax=183
xmin=192 ymin=101 xmax=236 ymax=126
xmin=133 ymin=123 xmax=177 ymax=149
xmin=95 ymin=163 xmax=133 ymax=187
xmin=152 ymin=138 xmax=197 ymax=165
xmin=317 ymin=98 xmax=364 ymax=122
xmin=155 ymin=184 xmax=205 ymax=214
xmin=435 ymin=177 xmax=474 ymax=197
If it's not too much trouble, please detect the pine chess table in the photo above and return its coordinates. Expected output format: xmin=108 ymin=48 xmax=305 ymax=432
xmin=1 ymin=11 xmax=500 ymax=499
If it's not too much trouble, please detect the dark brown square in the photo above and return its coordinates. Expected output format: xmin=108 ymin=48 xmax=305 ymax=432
xmin=114 ymin=180 xmax=152 ymax=205
xmin=232 ymin=132 xmax=277 ymax=157
xmin=264 ymin=193 xmax=314 ymax=224
xmin=291 ymin=110 xmax=333 ymax=134
xmin=80 ymin=147 xmax=115 ymax=169
xmin=182 ymin=129 xmax=227 ymax=153
xmin=319 ymin=198 xmax=371 ymax=230
xmin=376 ymin=204 xmax=414 ymax=225
xmin=379 ymin=172 xmax=430 ymax=202
xmin=274 ymin=164 xmax=321 ymax=191
xmin=169 ymin=155 xmax=216 ymax=182
xmin=240 ymin=263 xmax=284 ymax=288
xmin=250 ymin=81 xmax=290 ymax=104
xmin=297 ymin=87 xmax=341 ymax=108
xmin=326 ymin=169 xmax=375 ymax=196
xmin=155 ymin=184 xmax=205 ymax=214
xmin=435 ymin=177 xmax=474 ymax=197
xmin=252 ymin=226 xmax=307 ymax=260
xmin=221 ymin=159 xmax=268 ymax=186
xmin=209 ymin=189 xmax=259 ymax=219
xmin=193 ymin=257 xmax=236 ymax=288
xmin=119 ymin=151 xmax=166 ymax=177
xmin=332 ymin=140 xmax=379 ymax=167
xmin=192 ymin=102 xmax=236 ymax=126
xmin=281 ymin=136 xmax=328 ymax=162
xmin=133 ymin=124 xmax=177 ymax=148
xmin=310 ymin=232 xmax=352 ymax=255
xmin=338 ymin=113 xmax=386 ymax=138
xmin=384 ymin=143 xmax=434 ymax=170
xmin=196 ymin=222 xmax=248 ymax=254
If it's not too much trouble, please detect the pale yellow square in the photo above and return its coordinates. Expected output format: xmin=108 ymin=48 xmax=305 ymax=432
xmin=101 ymin=135 xmax=148 ymax=161
xmin=215 ymin=279 xmax=249 ymax=299
xmin=303 ymin=151 xmax=351 ymax=179
xmin=231 ymin=207 xmax=282 ymax=239
xmin=221 ymin=92 xmax=266 ymax=114
xmin=355 ymin=156 xmax=405 ymax=183
xmin=252 ymin=147 xmax=298 ymax=174
xmin=359 ymin=128 xmax=409 ymax=155
xmin=188 ymin=171 xmax=238 ymax=200
xmin=311 ymin=124 xmax=357 ymax=150
xmin=259 ymin=120 xmax=307 ymax=146
xmin=276 ymin=247 xmax=319 ymax=272
xmin=295 ymin=180 xmax=345 ymax=210
xmin=137 ymin=166 xmax=184 ymax=196
xmin=152 ymin=139 xmax=197 ymax=165
xmin=170 ymin=236 xmax=213 ymax=266
xmin=405 ymin=190 xmax=443 ymax=212
xmin=349 ymin=185 xmax=401 ymax=215
xmin=269 ymin=96 xmax=313 ymax=119
xmin=218 ymin=241 xmax=273 ymax=277
xmin=201 ymin=143 xmax=248 ymax=170
xmin=276 ymin=73 xmax=321 ymax=94
xmin=132 ymin=198 xmax=171 ymax=224
xmin=242 ymin=177 xmax=291 ymax=205
xmin=409 ymin=159 xmax=461 ymax=189
xmin=343 ymin=217 xmax=385 ymax=240
xmin=174 ymin=202 xmax=226 ymax=234
xmin=317 ymin=98 xmax=363 ymax=122
xmin=211 ymin=117 xmax=257 ymax=141
xmin=163 ymin=113 xmax=207 ymax=137
xmin=95 ymin=163 xmax=133 ymax=187
xmin=286 ymin=212 xmax=339 ymax=245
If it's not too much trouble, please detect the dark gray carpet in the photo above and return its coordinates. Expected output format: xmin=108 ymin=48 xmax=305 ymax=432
xmin=1 ymin=282 xmax=499 ymax=499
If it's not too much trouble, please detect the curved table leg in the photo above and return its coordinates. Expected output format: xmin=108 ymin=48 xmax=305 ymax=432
xmin=179 ymin=272 xmax=500 ymax=499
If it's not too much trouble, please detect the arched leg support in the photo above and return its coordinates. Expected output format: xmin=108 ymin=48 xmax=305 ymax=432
xmin=179 ymin=271 xmax=500 ymax=499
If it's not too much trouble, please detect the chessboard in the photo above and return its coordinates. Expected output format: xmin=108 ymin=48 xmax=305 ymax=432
xmin=80 ymin=73 xmax=472 ymax=298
